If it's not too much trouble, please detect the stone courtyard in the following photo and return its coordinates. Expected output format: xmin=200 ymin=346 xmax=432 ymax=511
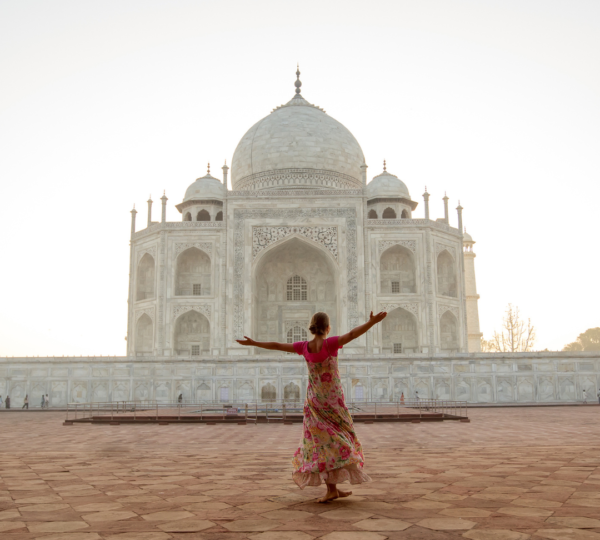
xmin=0 ymin=407 xmax=600 ymax=539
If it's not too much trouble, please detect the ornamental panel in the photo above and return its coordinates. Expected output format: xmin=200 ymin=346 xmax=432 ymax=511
xmin=253 ymin=226 xmax=338 ymax=261
xmin=174 ymin=242 xmax=213 ymax=258
xmin=378 ymin=240 xmax=417 ymax=254
xmin=172 ymin=304 xmax=211 ymax=321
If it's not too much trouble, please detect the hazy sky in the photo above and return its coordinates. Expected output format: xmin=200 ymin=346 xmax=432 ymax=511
xmin=1 ymin=0 xmax=599 ymax=356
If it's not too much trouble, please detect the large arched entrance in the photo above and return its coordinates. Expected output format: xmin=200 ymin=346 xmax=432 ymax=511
xmin=253 ymin=237 xmax=338 ymax=351
xmin=174 ymin=310 xmax=210 ymax=356
xmin=136 ymin=254 xmax=155 ymax=301
xmin=175 ymin=248 xmax=211 ymax=297
xmin=135 ymin=314 xmax=153 ymax=355
xmin=382 ymin=307 xmax=419 ymax=354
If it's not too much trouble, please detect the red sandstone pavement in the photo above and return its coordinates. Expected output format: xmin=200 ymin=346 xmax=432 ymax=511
xmin=0 ymin=407 xmax=600 ymax=539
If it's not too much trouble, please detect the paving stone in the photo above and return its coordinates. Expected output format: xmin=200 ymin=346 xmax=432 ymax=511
xmin=248 ymin=532 xmax=314 ymax=540
xmin=353 ymin=517 xmax=412 ymax=531
xmin=319 ymin=508 xmax=373 ymax=521
xmin=27 ymin=521 xmax=90 ymax=532
xmin=222 ymin=519 xmax=281 ymax=532
xmin=141 ymin=510 xmax=194 ymax=521
xmin=319 ymin=533 xmax=387 ymax=540
xmin=156 ymin=519 xmax=215 ymax=532
xmin=463 ymin=530 xmax=531 ymax=539
xmin=546 ymin=518 xmax=600 ymax=529
xmin=417 ymin=517 xmax=477 ymax=530
xmin=534 ymin=529 xmax=600 ymax=539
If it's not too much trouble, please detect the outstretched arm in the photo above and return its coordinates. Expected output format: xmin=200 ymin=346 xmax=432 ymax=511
xmin=236 ymin=336 xmax=296 ymax=354
xmin=338 ymin=311 xmax=387 ymax=348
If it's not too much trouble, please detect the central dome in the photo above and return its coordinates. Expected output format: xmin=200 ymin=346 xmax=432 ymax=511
xmin=231 ymin=74 xmax=365 ymax=191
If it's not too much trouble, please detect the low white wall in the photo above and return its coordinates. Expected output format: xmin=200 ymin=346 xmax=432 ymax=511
xmin=0 ymin=352 xmax=598 ymax=407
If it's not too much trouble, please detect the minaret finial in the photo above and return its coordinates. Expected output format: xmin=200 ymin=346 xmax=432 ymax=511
xmin=383 ymin=160 xmax=386 ymax=172
xmin=207 ymin=163 xmax=210 ymax=174
xmin=424 ymin=186 xmax=427 ymax=193
xmin=295 ymin=64 xmax=302 ymax=95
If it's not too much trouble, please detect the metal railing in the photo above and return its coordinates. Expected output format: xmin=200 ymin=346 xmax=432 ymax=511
xmin=65 ymin=398 xmax=467 ymax=423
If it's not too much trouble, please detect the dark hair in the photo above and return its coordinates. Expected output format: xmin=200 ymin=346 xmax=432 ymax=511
xmin=309 ymin=312 xmax=330 ymax=336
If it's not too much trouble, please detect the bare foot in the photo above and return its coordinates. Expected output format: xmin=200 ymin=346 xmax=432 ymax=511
xmin=317 ymin=489 xmax=339 ymax=503
xmin=317 ymin=488 xmax=352 ymax=503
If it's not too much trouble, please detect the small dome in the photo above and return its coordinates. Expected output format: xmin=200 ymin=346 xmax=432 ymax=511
xmin=183 ymin=173 xmax=227 ymax=202
xmin=366 ymin=170 xmax=411 ymax=200
xmin=463 ymin=229 xmax=475 ymax=243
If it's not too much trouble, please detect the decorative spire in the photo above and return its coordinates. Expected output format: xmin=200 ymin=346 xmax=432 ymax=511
xmin=383 ymin=160 xmax=387 ymax=172
xmin=295 ymin=64 xmax=302 ymax=95
xmin=207 ymin=163 xmax=210 ymax=174
xmin=424 ymin=186 xmax=428 ymax=193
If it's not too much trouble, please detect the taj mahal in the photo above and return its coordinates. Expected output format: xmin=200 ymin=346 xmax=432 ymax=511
xmin=3 ymin=70 xmax=598 ymax=407
xmin=128 ymin=69 xmax=483 ymax=361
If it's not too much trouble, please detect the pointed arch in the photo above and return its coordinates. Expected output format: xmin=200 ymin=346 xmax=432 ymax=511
xmin=368 ymin=209 xmax=378 ymax=219
xmin=440 ymin=310 xmax=459 ymax=352
xmin=261 ymin=383 xmax=276 ymax=402
xmin=215 ymin=211 xmax=223 ymax=221
xmin=135 ymin=314 xmax=153 ymax=355
xmin=437 ymin=250 xmax=457 ymax=297
xmin=184 ymin=212 xmax=192 ymax=221
xmin=382 ymin=207 xmax=397 ymax=219
xmin=136 ymin=253 xmax=155 ymax=301
xmin=382 ymin=307 xmax=419 ymax=353
xmin=197 ymin=209 xmax=210 ymax=221
xmin=173 ymin=310 xmax=210 ymax=356
xmin=401 ymin=209 xmax=409 ymax=218
xmin=380 ymin=244 xmax=416 ymax=294
xmin=284 ymin=382 xmax=300 ymax=401
xmin=175 ymin=247 xmax=211 ymax=296
xmin=253 ymin=237 xmax=338 ymax=347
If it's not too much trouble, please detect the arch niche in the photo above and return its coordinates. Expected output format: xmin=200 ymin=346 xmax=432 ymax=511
xmin=135 ymin=314 xmax=153 ymax=355
xmin=253 ymin=237 xmax=338 ymax=350
xmin=437 ymin=250 xmax=457 ymax=297
xmin=136 ymin=253 xmax=155 ymax=301
xmin=382 ymin=207 xmax=397 ymax=219
xmin=440 ymin=310 xmax=459 ymax=352
xmin=174 ymin=310 xmax=210 ymax=356
xmin=175 ymin=247 xmax=211 ymax=296
xmin=368 ymin=209 xmax=378 ymax=219
xmin=380 ymin=245 xmax=416 ymax=294
xmin=197 ymin=209 xmax=210 ymax=221
xmin=381 ymin=307 xmax=419 ymax=354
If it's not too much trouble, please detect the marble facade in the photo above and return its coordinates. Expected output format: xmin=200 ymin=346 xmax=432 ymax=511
xmin=2 ymin=353 xmax=599 ymax=406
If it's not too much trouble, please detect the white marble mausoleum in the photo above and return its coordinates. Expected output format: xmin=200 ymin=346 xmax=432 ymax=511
xmin=127 ymin=69 xmax=482 ymax=361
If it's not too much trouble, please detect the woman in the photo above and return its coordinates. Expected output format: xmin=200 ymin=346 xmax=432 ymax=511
xmin=237 ymin=310 xmax=387 ymax=502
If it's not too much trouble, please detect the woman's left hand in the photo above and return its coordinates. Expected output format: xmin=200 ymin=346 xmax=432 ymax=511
xmin=369 ymin=311 xmax=387 ymax=324
xmin=236 ymin=336 xmax=256 ymax=347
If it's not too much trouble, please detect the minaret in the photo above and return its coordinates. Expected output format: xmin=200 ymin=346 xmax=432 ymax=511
xmin=126 ymin=205 xmax=138 ymax=355
xmin=456 ymin=201 xmax=463 ymax=233
xmin=360 ymin=163 xmax=368 ymax=185
xmin=463 ymin=228 xmax=482 ymax=352
xmin=147 ymin=195 xmax=153 ymax=228
xmin=160 ymin=191 xmax=168 ymax=223
xmin=443 ymin=192 xmax=449 ymax=224
xmin=222 ymin=160 xmax=229 ymax=186
xmin=423 ymin=187 xmax=430 ymax=219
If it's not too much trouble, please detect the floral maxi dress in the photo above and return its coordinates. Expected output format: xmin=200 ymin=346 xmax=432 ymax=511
xmin=291 ymin=336 xmax=372 ymax=488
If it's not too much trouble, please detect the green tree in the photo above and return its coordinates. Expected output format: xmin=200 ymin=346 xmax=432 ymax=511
xmin=563 ymin=328 xmax=600 ymax=352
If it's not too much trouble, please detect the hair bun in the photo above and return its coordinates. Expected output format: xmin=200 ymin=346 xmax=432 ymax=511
xmin=308 ymin=312 xmax=330 ymax=336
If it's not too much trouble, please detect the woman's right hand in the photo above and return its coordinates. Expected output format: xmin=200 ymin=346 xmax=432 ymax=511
xmin=236 ymin=336 xmax=256 ymax=347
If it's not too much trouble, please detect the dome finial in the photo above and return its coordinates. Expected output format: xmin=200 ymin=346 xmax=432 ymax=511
xmin=295 ymin=64 xmax=302 ymax=95
xmin=383 ymin=159 xmax=386 ymax=172
xmin=207 ymin=163 xmax=210 ymax=174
